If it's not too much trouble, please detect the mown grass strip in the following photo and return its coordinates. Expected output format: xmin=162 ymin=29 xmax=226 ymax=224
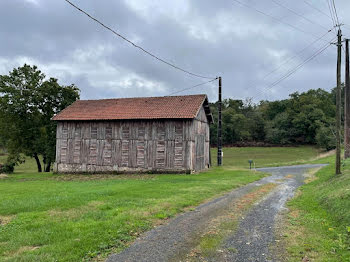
xmin=282 ymin=161 xmax=350 ymax=261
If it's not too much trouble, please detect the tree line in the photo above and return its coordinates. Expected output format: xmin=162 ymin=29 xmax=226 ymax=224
xmin=209 ymin=88 xmax=339 ymax=150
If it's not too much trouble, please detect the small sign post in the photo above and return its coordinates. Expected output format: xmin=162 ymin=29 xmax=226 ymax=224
xmin=248 ymin=160 xmax=253 ymax=170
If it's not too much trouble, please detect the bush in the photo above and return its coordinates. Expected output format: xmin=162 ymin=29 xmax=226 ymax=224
xmin=0 ymin=163 xmax=15 ymax=174
xmin=316 ymin=125 xmax=336 ymax=150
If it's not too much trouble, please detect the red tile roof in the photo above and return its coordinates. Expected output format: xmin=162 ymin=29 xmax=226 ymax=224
xmin=52 ymin=94 xmax=212 ymax=122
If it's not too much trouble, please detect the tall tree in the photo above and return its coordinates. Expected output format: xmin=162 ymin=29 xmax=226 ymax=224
xmin=0 ymin=64 xmax=80 ymax=172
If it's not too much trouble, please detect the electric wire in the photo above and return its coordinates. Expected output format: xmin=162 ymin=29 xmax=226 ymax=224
xmin=167 ymin=78 xmax=218 ymax=96
xmin=232 ymin=0 xmax=330 ymax=42
xmin=64 ymin=0 xmax=216 ymax=80
xmin=257 ymin=29 xmax=333 ymax=80
xmin=331 ymin=0 xmax=340 ymax=26
xmin=271 ymin=0 xmax=329 ymax=31
xmin=239 ymin=28 xmax=333 ymax=94
xmin=251 ymin=39 xmax=334 ymax=100
xmin=327 ymin=0 xmax=337 ymax=27
xmin=303 ymin=0 xmax=332 ymax=20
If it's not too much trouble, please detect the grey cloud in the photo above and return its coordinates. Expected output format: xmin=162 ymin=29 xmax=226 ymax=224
xmin=1 ymin=0 xmax=349 ymax=102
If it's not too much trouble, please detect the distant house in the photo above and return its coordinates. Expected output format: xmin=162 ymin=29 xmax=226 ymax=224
xmin=52 ymin=94 xmax=213 ymax=173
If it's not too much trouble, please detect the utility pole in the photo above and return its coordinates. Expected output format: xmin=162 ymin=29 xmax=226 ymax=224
xmin=345 ymin=39 xmax=350 ymax=159
xmin=217 ymin=76 xmax=222 ymax=166
xmin=336 ymin=29 xmax=342 ymax=174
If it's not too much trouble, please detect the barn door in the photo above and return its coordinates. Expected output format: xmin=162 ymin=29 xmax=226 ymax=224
xmin=195 ymin=135 xmax=205 ymax=171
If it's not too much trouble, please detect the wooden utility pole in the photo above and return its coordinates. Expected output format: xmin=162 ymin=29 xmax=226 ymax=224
xmin=217 ymin=77 xmax=222 ymax=166
xmin=345 ymin=39 xmax=350 ymax=159
xmin=336 ymin=29 xmax=342 ymax=174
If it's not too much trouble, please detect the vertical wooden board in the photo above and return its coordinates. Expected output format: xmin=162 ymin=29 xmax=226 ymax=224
xmin=206 ymin=123 xmax=210 ymax=142
xmin=56 ymin=122 xmax=62 ymax=139
xmin=56 ymin=138 xmax=61 ymax=163
xmin=103 ymin=139 xmax=112 ymax=166
xmin=73 ymin=136 xmax=81 ymax=164
xmin=89 ymin=139 xmax=97 ymax=165
xmin=121 ymin=140 xmax=129 ymax=167
xmin=128 ymin=139 xmax=136 ymax=167
xmin=113 ymin=122 xmax=119 ymax=139
xmin=136 ymin=140 xmax=145 ymax=168
xmin=184 ymin=140 xmax=191 ymax=170
xmin=111 ymin=140 xmax=117 ymax=165
xmin=112 ymin=139 xmax=122 ymax=166
xmin=62 ymin=125 xmax=68 ymax=140
xmin=147 ymin=140 xmax=153 ymax=168
xmin=151 ymin=122 xmax=157 ymax=141
xmin=138 ymin=126 xmax=145 ymax=140
xmin=61 ymin=139 xmax=68 ymax=164
xmin=70 ymin=122 xmax=76 ymax=139
xmin=82 ymin=139 xmax=90 ymax=164
xmin=166 ymin=140 xmax=175 ymax=169
xmin=66 ymin=138 xmax=73 ymax=164
xmin=144 ymin=122 xmax=150 ymax=141
xmin=144 ymin=140 xmax=149 ymax=168
xmin=133 ymin=122 xmax=139 ymax=139
xmin=97 ymin=139 xmax=104 ymax=166
xmin=122 ymin=126 xmax=130 ymax=140
xmin=151 ymin=140 xmax=157 ymax=168
xmin=98 ymin=122 xmax=104 ymax=140
xmin=91 ymin=125 xmax=98 ymax=139
xmin=105 ymin=126 xmax=112 ymax=139
xmin=156 ymin=141 xmax=165 ymax=168
xmin=174 ymin=143 xmax=184 ymax=169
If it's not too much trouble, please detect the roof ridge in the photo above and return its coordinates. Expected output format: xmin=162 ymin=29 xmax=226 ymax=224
xmin=78 ymin=94 xmax=207 ymax=102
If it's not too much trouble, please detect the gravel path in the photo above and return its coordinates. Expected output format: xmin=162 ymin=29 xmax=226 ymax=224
xmin=107 ymin=164 xmax=327 ymax=262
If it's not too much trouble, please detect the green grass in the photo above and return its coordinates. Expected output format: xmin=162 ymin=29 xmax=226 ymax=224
xmin=211 ymin=146 xmax=322 ymax=168
xmin=0 ymin=159 xmax=265 ymax=261
xmin=0 ymin=146 xmax=329 ymax=261
xmin=285 ymin=159 xmax=350 ymax=261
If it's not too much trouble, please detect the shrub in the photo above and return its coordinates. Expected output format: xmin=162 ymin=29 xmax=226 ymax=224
xmin=316 ymin=125 xmax=336 ymax=151
xmin=0 ymin=163 xmax=15 ymax=174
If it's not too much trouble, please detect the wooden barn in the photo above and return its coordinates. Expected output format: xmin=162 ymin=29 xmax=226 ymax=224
xmin=52 ymin=94 xmax=213 ymax=173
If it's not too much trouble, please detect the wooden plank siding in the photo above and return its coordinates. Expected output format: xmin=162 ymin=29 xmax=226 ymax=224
xmin=54 ymin=106 xmax=210 ymax=173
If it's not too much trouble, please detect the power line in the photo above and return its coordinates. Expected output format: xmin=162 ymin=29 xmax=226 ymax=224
xmin=64 ymin=0 xmax=216 ymax=80
xmin=167 ymin=78 xmax=218 ymax=96
xmin=331 ymin=0 xmax=340 ymax=26
xmin=303 ymin=0 xmax=332 ymax=20
xmin=271 ymin=0 xmax=329 ymax=31
xmin=251 ymin=39 xmax=334 ymax=100
xmin=327 ymin=0 xmax=337 ymax=27
xmin=232 ymin=0 xmax=330 ymax=42
xmin=240 ymin=28 xmax=333 ymax=94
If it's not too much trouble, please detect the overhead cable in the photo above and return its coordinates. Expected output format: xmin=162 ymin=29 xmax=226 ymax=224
xmin=64 ymin=0 xmax=216 ymax=80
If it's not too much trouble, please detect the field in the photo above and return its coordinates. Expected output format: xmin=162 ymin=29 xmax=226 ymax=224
xmin=211 ymin=146 xmax=322 ymax=168
xmin=0 ymin=146 xmax=329 ymax=261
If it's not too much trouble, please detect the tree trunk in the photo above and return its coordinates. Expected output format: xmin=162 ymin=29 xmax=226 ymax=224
xmin=43 ymin=155 xmax=47 ymax=172
xmin=45 ymin=161 xmax=51 ymax=172
xmin=33 ymin=153 xmax=42 ymax=173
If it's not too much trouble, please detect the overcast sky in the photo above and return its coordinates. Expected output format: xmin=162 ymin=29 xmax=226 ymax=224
xmin=1 ymin=0 xmax=350 ymax=102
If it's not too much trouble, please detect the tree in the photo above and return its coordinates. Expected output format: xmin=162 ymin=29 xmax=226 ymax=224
xmin=0 ymin=64 xmax=80 ymax=172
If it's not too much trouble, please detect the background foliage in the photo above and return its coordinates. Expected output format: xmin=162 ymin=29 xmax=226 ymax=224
xmin=209 ymin=88 xmax=338 ymax=150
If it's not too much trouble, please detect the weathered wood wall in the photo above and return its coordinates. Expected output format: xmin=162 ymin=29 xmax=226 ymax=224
xmin=54 ymin=106 xmax=210 ymax=173
xmin=192 ymin=106 xmax=210 ymax=171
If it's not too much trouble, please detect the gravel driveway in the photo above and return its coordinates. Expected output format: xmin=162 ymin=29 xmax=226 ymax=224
xmin=107 ymin=164 xmax=327 ymax=262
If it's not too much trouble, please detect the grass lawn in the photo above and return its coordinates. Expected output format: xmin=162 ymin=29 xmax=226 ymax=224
xmin=211 ymin=146 xmax=322 ymax=168
xmin=284 ymin=158 xmax=350 ymax=261
xmin=0 ymin=146 xmax=328 ymax=261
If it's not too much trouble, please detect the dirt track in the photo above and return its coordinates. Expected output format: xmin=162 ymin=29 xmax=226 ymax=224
xmin=107 ymin=164 xmax=326 ymax=262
